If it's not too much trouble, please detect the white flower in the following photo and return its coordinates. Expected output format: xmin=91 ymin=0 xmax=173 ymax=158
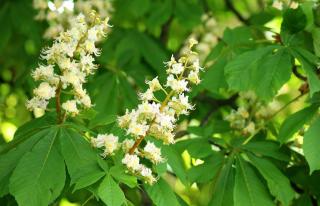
xmin=62 ymin=100 xmax=79 ymax=115
xmin=79 ymin=94 xmax=92 ymax=108
xmin=243 ymin=122 xmax=255 ymax=135
xmin=118 ymin=109 xmax=132 ymax=129
xmin=143 ymin=141 xmax=164 ymax=164
xmin=91 ymin=134 xmax=106 ymax=148
xmin=155 ymin=112 xmax=175 ymax=130
xmin=127 ymin=122 xmax=149 ymax=137
xmin=146 ymin=77 xmax=162 ymax=91
xmin=165 ymin=55 xmax=176 ymax=68
xmin=26 ymin=97 xmax=48 ymax=111
xmin=139 ymin=165 xmax=156 ymax=185
xmin=139 ymin=88 xmax=154 ymax=101
xmin=32 ymin=65 xmax=55 ymax=81
xmin=170 ymin=63 xmax=184 ymax=75
xmin=188 ymin=38 xmax=198 ymax=48
xmin=61 ymin=70 xmax=86 ymax=88
xmin=33 ymin=82 xmax=56 ymax=100
xmin=84 ymin=40 xmax=101 ymax=56
xmin=237 ymin=107 xmax=249 ymax=119
xmin=166 ymin=75 xmax=189 ymax=93
xmin=122 ymin=154 xmax=141 ymax=172
xmin=188 ymin=70 xmax=200 ymax=85
xmin=137 ymin=102 xmax=160 ymax=120
xmin=88 ymin=26 xmax=99 ymax=41
xmin=192 ymin=59 xmax=203 ymax=71
xmin=168 ymin=94 xmax=193 ymax=115
xmin=102 ymin=134 xmax=119 ymax=156
xmin=122 ymin=139 xmax=135 ymax=153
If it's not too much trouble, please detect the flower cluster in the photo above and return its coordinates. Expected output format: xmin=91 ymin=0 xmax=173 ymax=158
xmin=225 ymin=92 xmax=281 ymax=136
xmin=26 ymin=13 xmax=110 ymax=117
xmin=33 ymin=0 xmax=113 ymax=39
xmin=181 ymin=14 xmax=218 ymax=61
xmin=91 ymin=39 xmax=204 ymax=184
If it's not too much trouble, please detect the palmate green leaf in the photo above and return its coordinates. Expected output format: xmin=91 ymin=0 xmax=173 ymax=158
xmin=303 ymin=117 xmax=320 ymax=173
xmin=179 ymin=138 xmax=213 ymax=159
xmin=9 ymin=127 xmax=65 ymax=206
xmin=201 ymin=58 xmax=228 ymax=93
xmin=110 ymin=165 xmax=137 ymax=188
xmin=312 ymin=28 xmax=320 ymax=57
xmin=281 ymin=7 xmax=307 ymax=34
xmin=145 ymin=178 xmax=181 ymax=206
xmin=188 ymin=152 xmax=223 ymax=184
xmin=0 ymin=114 xmax=55 ymax=155
xmin=241 ymin=140 xmax=290 ymax=161
xmin=234 ymin=155 xmax=274 ymax=206
xmin=59 ymin=127 xmax=105 ymax=190
xmin=174 ymin=0 xmax=202 ymax=29
xmin=0 ymin=128 xmax=46 ymax=196
xmin=225 ymin=46 xmax=292 ymax=101
xmin=253 ymin=48 xmax=292 ymax=101
xmin=90 ymin=73 xmax=119 ymax=118
xmin=278 ymin=104 xmax=319 ymax=144
xmin=290 ymin=48 xmax=320 ymax=96
xmin=209 ymin=156 xmax=234 ymax=206
xmin=146 ymin=0 xmax=172 ymax=30
xmin=162 ymin=145 xmax=188 ymax=185
xmin=98 ymin=175 xmax=126 ymax=206
xmin=247 ymin=153 xmax=295 ymax=206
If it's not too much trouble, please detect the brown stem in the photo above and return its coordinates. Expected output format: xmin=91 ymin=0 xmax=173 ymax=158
xmin=129 ymin=136 xmax=144 ymax=154
xmin=55 ymin=83 xmax=63 ymax=124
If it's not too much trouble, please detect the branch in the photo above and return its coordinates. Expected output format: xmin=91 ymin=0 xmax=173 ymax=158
xmin=242 ymin=92 xmax=307 ymax=145
xmin=160 ymin=16 xmax=173 ymax=45
xmin=292 ymin=65 xmax=307 ymax=81
xmin=225 ymin=0 xmax=249 ymax=25
xmin=55 ymin=83 xmax=63 ymax=124
xmin=197 ymin=93 xmax=239 ymax=126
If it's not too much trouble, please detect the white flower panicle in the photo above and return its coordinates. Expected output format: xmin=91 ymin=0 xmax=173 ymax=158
xmin=26 ymin=12 xmax=110 ymax=117
xmin=181 ymin=14 xmax=218 ymax=61
xmin=143 ymin=141 xmax=164 ymax=164
xmin=225 ymin=92 xmax=281 ymax=136
xmin=33 ymin=0 xmax=113 ymax=39
xmin=93 ymin=39 xmax=204 ymax=185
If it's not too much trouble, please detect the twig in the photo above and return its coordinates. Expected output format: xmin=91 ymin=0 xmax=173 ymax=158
xmin=160 ymin=16 xmax=173 ymax=45
xmin=225 ymin=0 xmax=249 ymax=25
xmin=292 ymin=65 xmax=307 ymax=81
xmin=242 ymin=92 xmax=306 ymax=145
xmin=55 ymin=83 xmax=63 ymax=124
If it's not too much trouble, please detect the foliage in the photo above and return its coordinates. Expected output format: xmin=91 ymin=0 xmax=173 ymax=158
xmin=1 ymin=0 xmax=320 ymax=206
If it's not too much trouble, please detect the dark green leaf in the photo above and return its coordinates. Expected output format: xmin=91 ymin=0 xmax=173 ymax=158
xmin=248 ymin=153 xmax=295 ymax=206
xmin=303 ymin=117 xmax=320 ymax=173
xmin=242 ymin=140 xmax=290 ymax=161
xmin=9 ymin=127 xmax=65 ymax=206
xmin=234 ymin=155 xmax=274 ymax=206
xmin=278 ymin=105 xmax=319 ymax=144
xmin=209 ymin=157 xmax=234 ymax=206
xmin=281 ymin=7 xmax=307 ymax=34
xmin=110 ymin=165 xmax=137 ymax=188
xmin=188 ymin=153 xmax=223 ymax=183
xmin=145 ymin=178 xmax=181 ymax=206
xmin=59 ymin=128 xmax=104 ymax=189
xmin=98 ymin=175 xmax=126 ymax=206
